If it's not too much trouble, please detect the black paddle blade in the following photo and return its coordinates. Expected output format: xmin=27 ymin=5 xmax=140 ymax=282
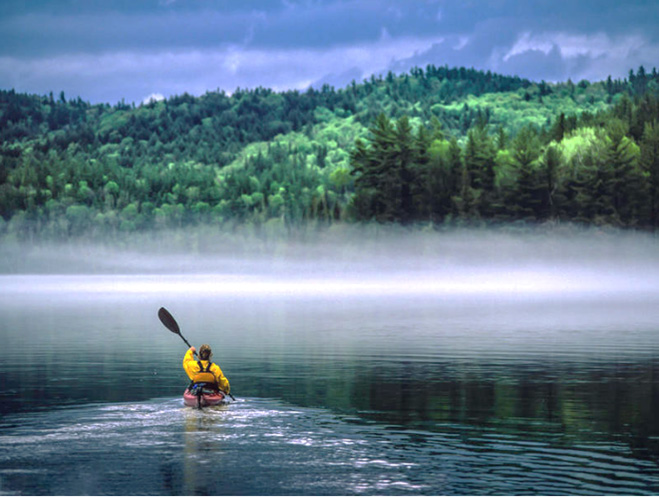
xmin=158 ymin=307 xmax=180 ymax=334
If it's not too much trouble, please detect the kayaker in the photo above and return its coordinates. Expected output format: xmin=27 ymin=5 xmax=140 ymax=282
xmin=183 ymin=344 xmax=230 ymax=394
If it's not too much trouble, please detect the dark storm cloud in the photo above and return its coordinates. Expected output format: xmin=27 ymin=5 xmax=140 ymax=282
xmin=0 ymin=9 xmax=260 ymax=57
xmin=0 ymin=0 xmax=447 ymax=57
xmin=382 ymin=1 xmax=658 ymax=83
xmin=0 ymin=0 xmax=657 ymax=103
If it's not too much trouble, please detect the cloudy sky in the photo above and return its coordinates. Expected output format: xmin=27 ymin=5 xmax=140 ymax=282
xmin=1 ymin=0 xmax=658 ymax=104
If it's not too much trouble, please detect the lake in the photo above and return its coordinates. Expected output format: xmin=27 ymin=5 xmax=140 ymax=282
xmin=1 ymin=229 xmax=659 ymax=495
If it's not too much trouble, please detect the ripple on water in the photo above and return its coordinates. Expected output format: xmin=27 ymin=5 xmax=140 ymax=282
xmin=0 ymin=398 xmax=658 ymax=495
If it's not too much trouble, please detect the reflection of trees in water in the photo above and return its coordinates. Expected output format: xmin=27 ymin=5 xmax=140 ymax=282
xmin=370 ymin=361 xmax=657 ymax=433
xmin=244 ymin=356 xmax=659 ymax=458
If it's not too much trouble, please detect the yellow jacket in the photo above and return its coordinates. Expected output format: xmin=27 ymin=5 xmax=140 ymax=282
xmin=183 ymin=348 xmax=230 ymax=393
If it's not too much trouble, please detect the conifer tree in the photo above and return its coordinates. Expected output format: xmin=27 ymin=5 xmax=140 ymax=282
xmin=641 ymin=121 xmax=659 ymax=228
xmin=510 ymin=127 xmax=543 ymax=220
xmin=463 ymin=125 xmax=496 ymax=217
xmin=605 ymin=119 xmax=646 ymax=224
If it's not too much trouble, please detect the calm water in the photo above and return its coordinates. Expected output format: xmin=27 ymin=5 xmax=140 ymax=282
xmin=2 ymin=232 xmax=659 ymax=495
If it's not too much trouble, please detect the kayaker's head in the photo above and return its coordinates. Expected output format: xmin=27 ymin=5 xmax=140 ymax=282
xmin=199 ymin=344 xmax=212 ymax=361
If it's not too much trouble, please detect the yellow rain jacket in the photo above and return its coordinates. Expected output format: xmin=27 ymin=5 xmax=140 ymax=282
xmin=183 ymin=348 xmax=230 ymax=393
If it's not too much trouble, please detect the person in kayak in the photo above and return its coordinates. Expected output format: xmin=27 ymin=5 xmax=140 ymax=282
xmin=183 ymin=344 xmax=230 ymax=394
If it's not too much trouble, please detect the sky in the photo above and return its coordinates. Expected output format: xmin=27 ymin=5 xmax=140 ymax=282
xmin=1 ymin=0 xmax=658 ymax=105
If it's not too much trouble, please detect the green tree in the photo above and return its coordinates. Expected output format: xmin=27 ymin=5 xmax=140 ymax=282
xmin=350 ymin=113 xmax=397 ymax=222
xmin=424 ymin=137 xmax=461 ymax=222
xmin=539 ymin=144 xmax=562 ymax=220
xmin=463 ymin=125 xmax=496 ymax=217
xmin=350 ymin=114 xmax=432 ymax=223
xmin=640 ymin=121 xmax=659 ymax=228
xmin=65 ymin=204 xmax=92 ymax=235
xmin=605 ymin=119 xmax=646 ymax=224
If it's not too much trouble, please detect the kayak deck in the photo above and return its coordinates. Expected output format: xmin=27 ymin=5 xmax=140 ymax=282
xmin=183 ymin=388 xmax=227 ymax=408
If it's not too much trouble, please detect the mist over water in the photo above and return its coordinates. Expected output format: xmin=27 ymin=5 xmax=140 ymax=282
xmin=3 ymin=226 xmax=659 ymax=298
xmin=2 ymin=227 xmax=659 ymax=495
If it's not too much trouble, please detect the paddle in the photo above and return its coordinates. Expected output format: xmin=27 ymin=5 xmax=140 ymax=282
xmin=158 ymin=306 xmax=195 ymax=353
xmin=157 ymin=307 xmax=235 ymax=402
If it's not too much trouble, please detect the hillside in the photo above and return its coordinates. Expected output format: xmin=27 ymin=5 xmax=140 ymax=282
xmin=1 ymin=65 xmax=658 ymax=240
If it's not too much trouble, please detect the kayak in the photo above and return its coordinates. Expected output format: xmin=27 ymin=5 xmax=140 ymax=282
xmin=183 ymin=387 xmax=227 ymax=408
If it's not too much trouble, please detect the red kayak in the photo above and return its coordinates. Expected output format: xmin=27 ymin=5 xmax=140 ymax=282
xmin=183 ymin=387 xmax=227 ymax=408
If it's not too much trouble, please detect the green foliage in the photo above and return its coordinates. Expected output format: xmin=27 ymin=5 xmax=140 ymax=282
xmin=1 ymin=65 xmax=659 ymax=239
xmin=349 ymin=78 xmax=659 ymax=228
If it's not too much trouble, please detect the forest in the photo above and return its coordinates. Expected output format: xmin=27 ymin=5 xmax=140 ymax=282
xmin=1 ymin=65 xmax=658 ymax=241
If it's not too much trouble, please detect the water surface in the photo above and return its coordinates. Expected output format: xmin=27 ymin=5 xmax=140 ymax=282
xmin=1 ymin=231 xmax=659 ymax=495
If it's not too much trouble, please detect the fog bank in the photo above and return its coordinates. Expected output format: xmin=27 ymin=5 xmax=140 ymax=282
xmin=2 ymin=226 xmax=659 ymax=300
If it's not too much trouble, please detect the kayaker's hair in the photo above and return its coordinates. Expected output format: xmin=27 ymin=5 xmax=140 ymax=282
xmin=199 ymin=344 xmax=212 ymax=360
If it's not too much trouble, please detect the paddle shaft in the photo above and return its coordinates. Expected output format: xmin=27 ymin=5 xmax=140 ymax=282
xmin=179 ymin=334 xmax=194 ymax=351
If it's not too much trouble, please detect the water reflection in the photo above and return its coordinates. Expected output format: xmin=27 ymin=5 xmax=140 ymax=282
xmin=182 ymin=406 xmax=230 ymax=495
xmin=2 ymin=230 xmax=659 ymax=494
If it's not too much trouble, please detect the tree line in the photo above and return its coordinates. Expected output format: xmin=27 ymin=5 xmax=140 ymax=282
xmin=0 ymin=66 xmax=658 ymax=240
xmin=351 ymin=91 xmax=659 ymax=228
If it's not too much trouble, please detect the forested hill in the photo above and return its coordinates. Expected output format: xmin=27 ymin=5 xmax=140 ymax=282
xmin=1 ymin=65 xmax=659 ymax=240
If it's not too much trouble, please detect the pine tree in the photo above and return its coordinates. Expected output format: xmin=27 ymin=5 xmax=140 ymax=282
xmin=350 ymin=113 xmax=414 ymax=222
xmin=393 ymin=115 xmax=416 ymax=223
xmin=510 ymin=126 xmax=543 ymax=221
xmin=463 ymin=125 xmax=496 ymax=216
xmin=641 ymin=121 xmax=659 ymax=228
xmin=606 ymin=119 xmax=646 ymax=225
xmin=540 ymin=145 xmax=562 ymax=220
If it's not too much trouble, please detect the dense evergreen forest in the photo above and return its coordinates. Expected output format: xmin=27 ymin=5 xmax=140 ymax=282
xmin=1 ymin=65 xmax=659 ymax=240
